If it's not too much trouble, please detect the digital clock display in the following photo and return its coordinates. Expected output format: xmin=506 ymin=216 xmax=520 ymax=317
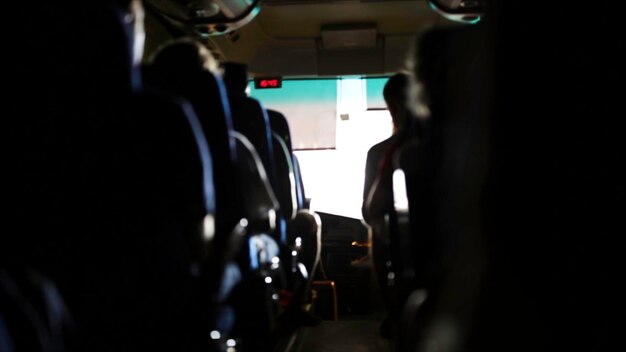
xmin=254 ymin=77 xmax=282 ymax=89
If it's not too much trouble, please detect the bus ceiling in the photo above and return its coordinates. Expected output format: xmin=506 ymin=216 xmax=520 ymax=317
xmin=144 ymin=1 xmax=483 ymax=77
xmin=144 ymin=0 xmax=261 ymax=36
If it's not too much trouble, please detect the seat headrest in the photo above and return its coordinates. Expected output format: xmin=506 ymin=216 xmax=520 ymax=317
xmin=267 ymin=110 xmax=292 ymax=151
xmin=150 ymin=38 xmax=218 ymax=77
xmin=223 ymin=62 xmax=249 ymax=95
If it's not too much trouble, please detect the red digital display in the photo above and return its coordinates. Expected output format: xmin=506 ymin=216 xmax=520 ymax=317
xmin=254 ymin=77 xmax=282 ymax=89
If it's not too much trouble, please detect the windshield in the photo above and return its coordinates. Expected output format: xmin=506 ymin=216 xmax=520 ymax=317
xmin=250 ymin=76 xmax=393 ymax=219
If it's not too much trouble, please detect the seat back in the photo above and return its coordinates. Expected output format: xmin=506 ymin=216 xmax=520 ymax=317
xmin=224 ymin=63 xmax=277 ymax=192
xmin=230 ymin=96 xmax=278 ymax=188
xmin=268 ymin=109 xmax=305 ymax=210
xmin=146 ymin=42 xmax=242 ymax=247
xmin=0 ymin=270 xmax=74 ymax=352
xmin=232 ymin=132 xmax=280 ymax=235
xmin=267 ymin=109 xmax=321 ymax=309
xmin=271 ymin=132 xmax=298 ymax=220
xmin=7 ymin=2 xmax=216 ymax=350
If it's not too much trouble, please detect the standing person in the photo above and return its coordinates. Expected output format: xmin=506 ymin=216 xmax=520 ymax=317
xmin=362 ymin=72 xmax=412 ymax=224
xmin=360 ymin=72 xmax=412 ymax=339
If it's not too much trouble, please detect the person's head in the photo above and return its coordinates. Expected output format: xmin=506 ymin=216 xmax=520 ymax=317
xmin=149 ymin=38 xmax=219 ymax=75
xmin=222 ymin=62 xmax=249 ymax=96
xmin=80 ymin=0 xmax=147 ymax=94
xmin=410 ymin=25 xmax=485 ymax=122
xmin=383 ymin=72 xmax=411 ymax=132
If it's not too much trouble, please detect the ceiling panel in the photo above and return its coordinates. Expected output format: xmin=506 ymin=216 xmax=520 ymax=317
xmin=209 ymin=0 xmax=452 ymax=76
xmin=258 ymin=0 xmax=442 ymax=38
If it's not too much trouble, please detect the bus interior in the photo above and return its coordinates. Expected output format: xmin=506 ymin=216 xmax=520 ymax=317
xmin=3 ymin=1 xmax=624 ymax=352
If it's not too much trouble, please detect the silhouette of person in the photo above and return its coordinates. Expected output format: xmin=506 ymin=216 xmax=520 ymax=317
xmin=362 ymin=73 xmax=412 ymax=224
xmin=359 ymin=72 xmax=412 ymax=339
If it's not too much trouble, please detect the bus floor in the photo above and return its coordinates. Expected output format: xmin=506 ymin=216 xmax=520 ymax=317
xmin=292 ymin=267 xmax=393 ymax=352
xmin=294 ymin=317 xmax=392 ymax=352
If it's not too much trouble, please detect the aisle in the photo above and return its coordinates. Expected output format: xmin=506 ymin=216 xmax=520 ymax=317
xmin=295 ymin=318 xmax=391 ymax=352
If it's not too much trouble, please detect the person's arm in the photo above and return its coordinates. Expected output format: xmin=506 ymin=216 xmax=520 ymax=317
xmin=362 ymin=149 xmax=378 ymax=223
xmin=365 ymin=173 xmax=394 ymax=222
xmin=364 ymin=141 xmax=399 ymax=223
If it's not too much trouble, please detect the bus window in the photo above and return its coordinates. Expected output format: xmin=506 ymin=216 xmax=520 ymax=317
xmin=249 ymin=79 xmax=338 ymax=150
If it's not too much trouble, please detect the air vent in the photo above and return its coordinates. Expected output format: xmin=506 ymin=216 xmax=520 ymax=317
xmin=320 ymin=24 xmax=378 ymax=50
xmin=263 ymin=0 xmax=418 ymax=4
xmin=187 ymin=0 xmax=220 ymax=18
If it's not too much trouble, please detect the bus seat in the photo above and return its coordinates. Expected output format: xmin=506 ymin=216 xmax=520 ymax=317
xmin=271 ymin=132 xmax=298 ymax=221
xmin=224 ymin=62 xmax=278 ymax=192
xmin=145 ymin=40 xmax=243 ymax=252
xmin=0 ymin=269 xmax=74 ymax=352
xmin=268 ymin=109 xmax=306 ymax=210
xmin=268 ymin=109 xmax=293 ymax=151
xmin=286 ymin=210 xmax=322 ymax=295
xmin=232 ymin=131 xmax=280 ymax=236
xmin=8 ymin=2 xmax=217 ymax=350
xmin=266 ymin=109 xmax=322 ymax=317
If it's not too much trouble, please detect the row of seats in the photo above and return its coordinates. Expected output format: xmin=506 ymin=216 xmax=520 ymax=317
xmin=2 ymin=1 xmax=320 ymax=351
